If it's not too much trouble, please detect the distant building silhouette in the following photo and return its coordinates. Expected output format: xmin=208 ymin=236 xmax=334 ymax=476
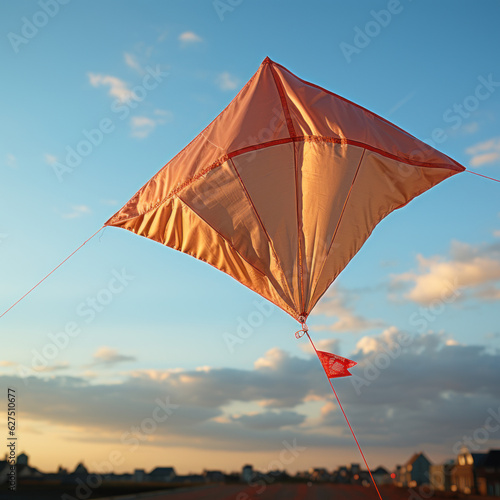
xmin=309 ymin=467 xmax=329 ymax=482
xmin=0 ymin=457 xmax=9 ymax=484
xmin=134 ymin=468 xmax=146 ymax=482
xmin=372 ymin=466 xmax=391 ymax=485
xmin=73 ymin=462 xmax=89 ymax=475
xmin=0 ymin=452 xmax=43 ymax=482
xmin=349 ymin=463 xmax=362 ymax=484
xmin=148 ymin=466 xmax=176 ymax=482
xmin=241 ymin=464 xmax=253 ymax=483
xmin=203 ymin=469 xmax=224 ymax=482
xmin=430 ymin=460 xmax=454 ymax=491
xmin=176 ymin=473 xmax=204 ymax=483
xmin=335 ymin=465 xmax=349 ymax=483
xmin=452 ymin=448 xmax=487 ymax=494
xmin=57 ymin=466 xmax=68 ymax=476
xmin=476 ymin=449 xmax=500 ymax=496
xmin=399 ymin=452 xmax=431 ymax=487
xmin=452 ymin=448 xmax=500 ymax=496
xmin=59 ymin=461 xmax=89 ymax=484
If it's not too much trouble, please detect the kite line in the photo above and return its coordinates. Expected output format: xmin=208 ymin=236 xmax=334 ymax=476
xmin=297 ymin=321 xmax=384 ymax=500
xmin=466 ymin=169 xmax=500 ymax=183
xmin=0 ymin=226 xmax=105 ymax=320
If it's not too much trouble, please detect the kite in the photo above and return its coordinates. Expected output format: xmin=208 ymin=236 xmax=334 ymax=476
xmin=104 ymin=56 xmax=465 ymax=343
xmin=105 ymin=57 xmax=464 ymax=324
xmin=102 ymin=57 xmax=465 ymax=498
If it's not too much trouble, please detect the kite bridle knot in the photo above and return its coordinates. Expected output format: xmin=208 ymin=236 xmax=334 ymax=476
xmin=295 ymin=315 xmax=309 ymax=339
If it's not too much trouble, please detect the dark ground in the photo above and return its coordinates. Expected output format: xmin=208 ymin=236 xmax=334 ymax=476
xmin=0 ymin=482 xmax=493 ymax=500
xmin=117 ymin=484 xmax=491 ymax=500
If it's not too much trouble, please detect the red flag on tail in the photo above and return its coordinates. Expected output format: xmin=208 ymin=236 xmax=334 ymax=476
xmin=317 ymin=351 xmax=356 ymax=378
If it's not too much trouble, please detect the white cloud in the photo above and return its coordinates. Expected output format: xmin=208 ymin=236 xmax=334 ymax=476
xmin=466 ymin=137 xmax=500 ymax=167
xmin=178 ymin=31 xmax=203 ymax=44
xmin=312 ymin=286 xmax=384 ymax=332
xmin=124 ymin=52 xmax=143 ymax=74
xmin=92 ymin=346 xmax=136 ymax=367
xmin=254 ymin=347 xmax=287 ymax=371
xmin=123 ymin=42 xmax=156 ymax=74
xmin=130 ymin=116 xmax=157 ymax=139
xmin=392 ymin=241 xmax=500 ymax=304
xmin=230 ymin=410 xmax=306 ymax=430
xmin=476 ymin=285 xmax=500 ymax=301
xmin=44 ymin=153 xmax=57 ymax=165
xmin=130 ymin=111 xmax=172 ymax=139
xmin=216 ymin=71 xmax=239 ymax=91
xmin=355 ymin=326 xmax=405 ymax=355
xmin=62 ymin=205 xmax=91 ymax=219
xmin=301 ymin=337 xmax=341 ymax=356
xmin=33 ymin=362 xmax=70 ymax=373
xmin=462 ymin=121 xmax=479 ymax=135
xmin=154 ymin=108 xmax=173 ymax=120
xmin=470 ymin=152 xmax=500 ymax=167
xmin=6 ymin=153 xmax=17 ymax=168
xmin=0 ymin=361 xmax=17 ymax=367
xmin=88 ymin=73 xmax=135 ymax=103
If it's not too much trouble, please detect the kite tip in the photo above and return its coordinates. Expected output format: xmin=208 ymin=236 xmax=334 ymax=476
xmin=262 ymin=56 xmax=273 ymax=65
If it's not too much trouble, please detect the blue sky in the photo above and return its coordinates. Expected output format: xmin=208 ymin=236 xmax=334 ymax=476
xmin=1 ymin=0 xmax=500 ymax=476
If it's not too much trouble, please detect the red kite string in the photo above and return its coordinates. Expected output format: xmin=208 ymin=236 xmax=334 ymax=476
xmin=305 ymin=330 xmax=384 ymax=500
xmin=466 ymin=169 xmax=500 ymax=183
xmin=0 ymin=226 xmax=104 ymax=320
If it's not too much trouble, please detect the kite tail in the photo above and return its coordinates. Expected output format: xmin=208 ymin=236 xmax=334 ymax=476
xmin=303 ymin=325 xmax=384 ymax=500
xmin=0 ymin=226 xmax=105 ymax=320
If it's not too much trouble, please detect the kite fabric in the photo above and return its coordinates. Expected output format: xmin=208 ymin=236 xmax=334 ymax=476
xmin=317 ymin=351 xmax=357 ymax=379
xmin=105 ymin=57 xmax=465 ymax=323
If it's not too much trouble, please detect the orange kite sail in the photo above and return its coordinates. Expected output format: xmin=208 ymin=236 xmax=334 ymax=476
xmin=105 ymin=57 xmax=464 ymax=322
